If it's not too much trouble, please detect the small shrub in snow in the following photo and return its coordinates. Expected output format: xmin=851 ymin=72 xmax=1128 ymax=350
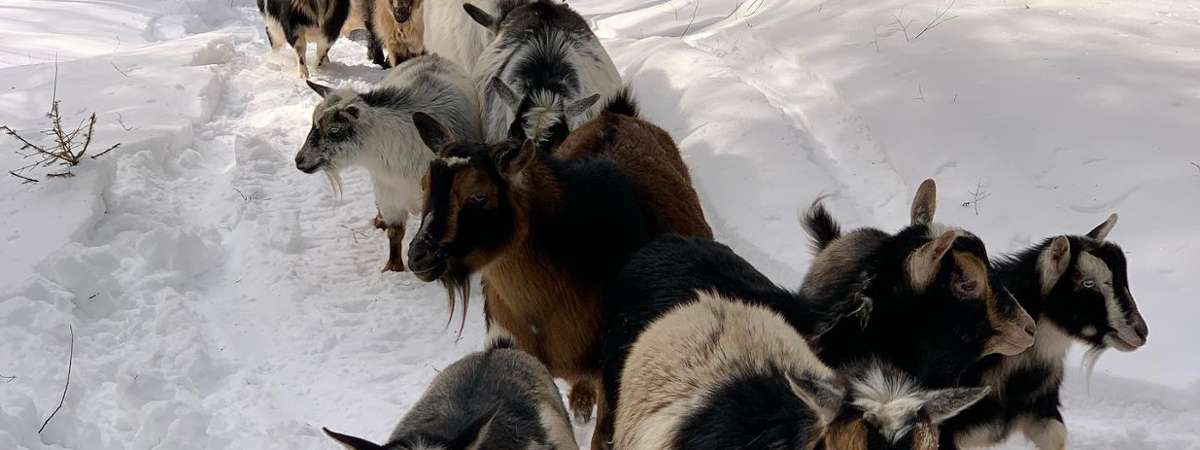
xmin=2 ymin=89 xmax=120 ymax=183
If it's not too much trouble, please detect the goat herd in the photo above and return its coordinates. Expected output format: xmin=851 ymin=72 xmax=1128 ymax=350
xmin=255 ymin=0 xmax=1151 ymax=449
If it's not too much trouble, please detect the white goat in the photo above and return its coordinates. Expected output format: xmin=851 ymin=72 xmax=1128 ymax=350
xmin=295 ymin=54 xmax=481 ymax=272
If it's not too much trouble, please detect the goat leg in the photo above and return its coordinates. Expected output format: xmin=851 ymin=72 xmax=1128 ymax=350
xmin=382 ymin=224 xmax=406 ymax=272
xmin=569 ymin=378 xmax=597 ymax=424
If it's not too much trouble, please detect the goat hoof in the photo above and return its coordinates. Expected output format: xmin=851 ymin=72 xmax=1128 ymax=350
xmin=568 ymin=384 xmax=596 ymax=424
xmin=381 ymin=259 xmax=406 ymax=273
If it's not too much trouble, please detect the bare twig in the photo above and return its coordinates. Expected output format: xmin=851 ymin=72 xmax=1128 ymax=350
xmin=913 ymin=84 xmax=925 ymax=102
xmin=38 ymin=325 xmax=73 ymax=434
xmin=91 ymin=143 xmax=120 ymax=159
xmin=680 ymin=0 xmax=701 ymax=38
xmin=891 ymin=8 xmax=912 ymax=42
xmin=913 ymin=0 xmax=958 ymax=40
xmin=0 ymin=374 xmax=15 ymax=383
xmin=872 ymin=25 xmax=882 ymax=53
xmin=8 ymin=170 xmax=38 ymax=184
xmin=116 ymin=113 xmax=134 ymax=131
xmin=1190 ymin=161 xmax=1199 ymax=174
xmin=109 ymin=61 xmax=130 ymax=78
xmin=961 ymin=180 xmax=991 ymax=216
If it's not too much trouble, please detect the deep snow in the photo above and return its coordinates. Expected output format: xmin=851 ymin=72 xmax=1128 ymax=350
xmin=0 ymin=0 xmax=1197 ymax=449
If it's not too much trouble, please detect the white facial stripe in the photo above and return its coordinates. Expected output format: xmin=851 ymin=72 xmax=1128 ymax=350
xmin=1077 ymin=251 xmax=1122 ymax=326
xmin=441 ymin=156 xmax=471 ymax=167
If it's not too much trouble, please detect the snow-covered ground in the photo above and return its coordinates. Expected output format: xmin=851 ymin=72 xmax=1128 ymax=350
xmin=0 ymin=0 xmax=1197 ymax=449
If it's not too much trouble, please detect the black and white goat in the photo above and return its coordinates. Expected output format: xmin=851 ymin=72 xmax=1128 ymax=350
xmin=257 ymin=0 xmax=351 ymax=78
xmin=801 ymin=179 xmax=1038 ymax=387
xmin=614 ymin=291 xmax=990 ymax=450
xmin=941 ymin=214 xmax=1150 ymax=450
xmin=323 ymin=337 xmax=577 ymax=450
xmin=594 ymin=180 xmax=1032 ymax=448
xmin=465 ymin=0 xmax=621 ymax=148
xmin=295 ymin=54 xmax=481 ymax=272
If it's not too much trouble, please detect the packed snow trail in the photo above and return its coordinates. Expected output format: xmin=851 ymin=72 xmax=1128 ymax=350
xmin=1 ymin=0 xmax=1198 ymax=449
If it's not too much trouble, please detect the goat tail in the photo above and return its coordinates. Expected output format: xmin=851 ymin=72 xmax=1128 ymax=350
xmin=802 ymin=196 xmax=841 ymax=254
xmin=603 ymin=85 xmax=639 ymax=117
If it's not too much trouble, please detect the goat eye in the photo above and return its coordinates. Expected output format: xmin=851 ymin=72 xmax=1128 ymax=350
xmin=1081 ymin=279 xmax=1096 ymax=289
xmin=469 ymin=194 xmax=488 ymax=205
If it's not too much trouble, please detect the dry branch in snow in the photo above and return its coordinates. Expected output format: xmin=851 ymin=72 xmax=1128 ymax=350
xmin=38 ymin=325 xmax=74 ymax=434
xmin=3 ymin=62 xmax=121 ymax=183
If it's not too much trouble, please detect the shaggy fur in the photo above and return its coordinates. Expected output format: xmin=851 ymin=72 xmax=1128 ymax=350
xmin=323 ymin=339 xmax=577 ymax=450
xmin=942 ymin=215 xmax=1149 ymax=450
xmin=257 ymin=0 xmax=351 ymax=78
xmin=613 ymin=291 xmax=989 ymax=450
xmin=364 ymin=0 xmax=425 ymax=68
xmin=801 ymin=181 xmax=1036 ymax=388
xmin=595 ymin=233 xmax=866 ymax=448
xmin=468 ymin=0 xmax=622 ymax=148
xmin=295 ymin=54 xmax=481 ymax=272
xmin=407 ymin=91 xmax=710 ymax=450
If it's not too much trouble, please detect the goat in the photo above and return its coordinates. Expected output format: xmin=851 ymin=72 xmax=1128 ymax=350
xmin=614 ymin=290 xmax=990 ymax=450
xmin=422 ymin=0 xmax=516 ymax=72
xmin=594 ymin=233 xmax=862 ymax=448
xmin=295 ymin=54 xmax=481 ymax=272
xmin=257 ymin=0 xmax=351 ymax=78
xmin=801 ymin=179 xmax=1037 ymax=387
xmin=322 ymin=336 xmax=577 ymax=450
xmin=364 ymin=0 xmax=426 ymax=68
xmin=465 ymin=0 xmax=622 ymax=149
xmin=406 ymin=90 xmax=711 ymax=445
xmin=941 ymin=213 xmax=1149 ymax=450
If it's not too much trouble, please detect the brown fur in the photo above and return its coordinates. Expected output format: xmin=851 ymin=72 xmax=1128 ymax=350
xmin=555 ymin=113 xmax=712 ymax=239
xmin=480 ymin=113 xmax=709 ymax=448
xmin=342 ymin=0 xmax=366 ymax=36
xmin=369 ymin=0 xmax=425 ymax=67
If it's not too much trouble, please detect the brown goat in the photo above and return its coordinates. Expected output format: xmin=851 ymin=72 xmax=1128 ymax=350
xmin=364 ymin=0 xmax=425 ymax=68
xmin=407 ymin=90 xmax=711 ymax=446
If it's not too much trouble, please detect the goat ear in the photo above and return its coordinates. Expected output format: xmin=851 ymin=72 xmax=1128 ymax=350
xmin=489 ymin=77 xmax=520 ymax=111
xmin=920 ymin=387 xmax=990 ymax=424
xmin=1037 ymin=236 xmax=1071 ymax=295
xmin=322 ymin=427 xmax=384 ymax=450
xmin=786 ymin=372 xmax=844 ymax=427
xmin=565 ymin=94 xmax=601 ymax=119
xmin=449 ymin=407 xmax=499 ymax=450
xmin=906 ymin=229 xmax=958 ymax=293
xmin=1086 ymin=213 xmax=1118 ymax=241
xmin=497 ymin=140 xmax=535 ymax=178
xmin=910 ymin=178 xmax=937 ymax=225
xmin=412 ymin=112 xmax=451 ymax=153
xmin=307 ymin=80 xmax=333 ymax=98
xmin=463 ymin=3 xmax=496 ymax=29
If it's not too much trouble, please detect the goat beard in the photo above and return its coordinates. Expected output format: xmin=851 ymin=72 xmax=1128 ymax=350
xmin=322 ymin=164 xmax=344 ymax=203
xmin=1081 ymin=345 xmax=1106 ymax=393
xmin=440 ymin=264 xmax=473 ymax=337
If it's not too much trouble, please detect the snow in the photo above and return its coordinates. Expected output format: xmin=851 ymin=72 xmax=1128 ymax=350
xmin=0 ymin=0 xmax=1197 ymax=449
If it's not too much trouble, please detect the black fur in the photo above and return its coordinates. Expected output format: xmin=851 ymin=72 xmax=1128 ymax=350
xmin=802 ymin=199 xmax=841 ymax=253
xmin=814 ymin=224 xmax=999 ymax=387
xmin=486 ymin=0 xmax=604 ymax=147
xmin=413 ymin=139 xmax=654 ymax=305
xmin=602 ymin=86 xmax=639 ymax=117
xmin=596 ymin=234 xmax=862 ymax=444
xmin=941 ymin=235 xmax=1141 ymax=449
xmin=258 ymin=0 xmax=349 ymax=46
xmin=362 ymin=0 xmax=388 ymax=67
xmin=673 ymin=365 xmax=822 ymax=450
